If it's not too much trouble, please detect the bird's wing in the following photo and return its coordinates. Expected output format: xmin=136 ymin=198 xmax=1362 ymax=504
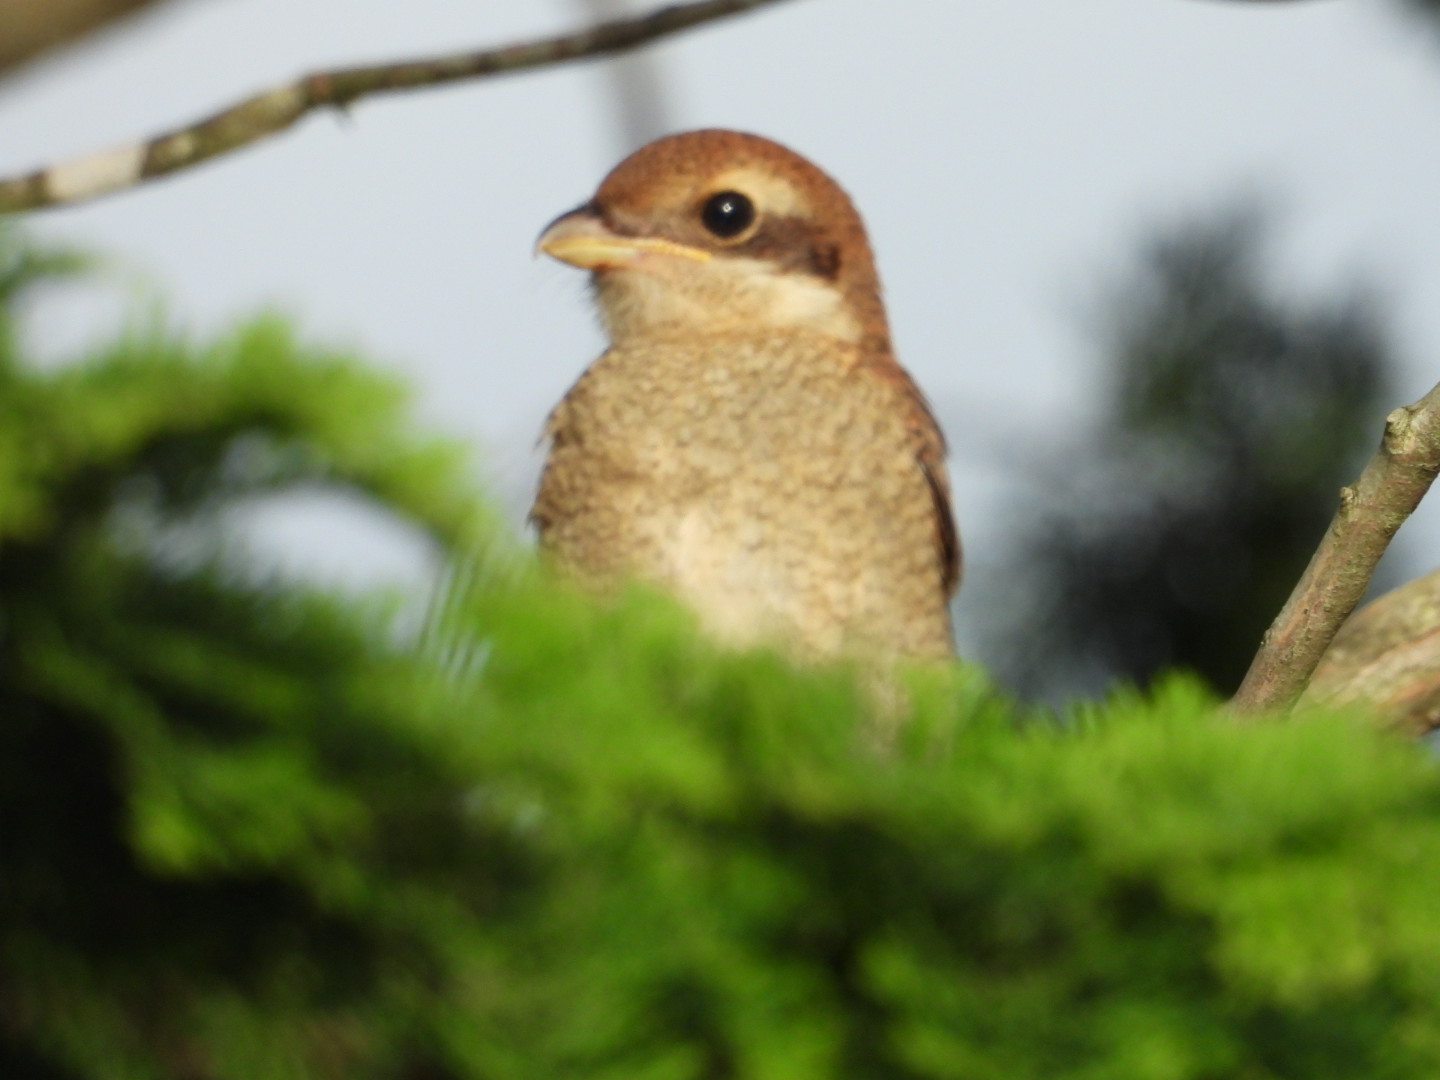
xmin=860 ymin=357 xmax=962 ymax=596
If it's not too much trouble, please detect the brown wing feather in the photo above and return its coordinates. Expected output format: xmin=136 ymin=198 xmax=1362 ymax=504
xmin=859 ymin=355 xmax=961 ymax=596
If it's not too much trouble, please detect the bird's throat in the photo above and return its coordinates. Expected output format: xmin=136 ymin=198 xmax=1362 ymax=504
xmin=594 ymin=259 xmax=862 ymax=346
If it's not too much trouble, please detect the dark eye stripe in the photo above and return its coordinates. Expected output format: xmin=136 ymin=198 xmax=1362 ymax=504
xmin=736 ymin=215 xmax=842 ymax=280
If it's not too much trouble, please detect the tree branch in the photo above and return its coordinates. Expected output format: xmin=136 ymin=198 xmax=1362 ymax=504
xmin=1232 ymin=381 xmax=1440 ymax=714
xmin=0 ymin=0 xmax=795 ymax=214
xmin=0 ymin=0 xmax=183 ymax=80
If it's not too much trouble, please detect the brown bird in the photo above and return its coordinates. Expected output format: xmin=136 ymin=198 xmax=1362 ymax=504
xmin=532 ymin=129 xmax=959 ymax=661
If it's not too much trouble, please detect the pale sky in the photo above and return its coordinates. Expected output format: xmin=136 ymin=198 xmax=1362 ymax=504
xmin=3 ymin=0 xmax=1440 ymax=658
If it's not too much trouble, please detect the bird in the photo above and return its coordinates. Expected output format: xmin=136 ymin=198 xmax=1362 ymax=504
xmin=531 ymin=129 xmax=959 ymax=661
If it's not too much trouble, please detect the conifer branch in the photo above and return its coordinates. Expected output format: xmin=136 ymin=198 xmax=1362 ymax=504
xmin=0 ymin=0 xmax=793 ymax=214
xmin=1233 ymin=381 xmax=1440 ymax=714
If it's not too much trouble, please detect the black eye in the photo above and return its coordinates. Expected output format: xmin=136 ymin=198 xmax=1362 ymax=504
xmin=700 ymin=191 xmax=755 ymax=238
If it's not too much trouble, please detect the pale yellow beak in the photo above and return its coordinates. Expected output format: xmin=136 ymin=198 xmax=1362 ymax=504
xmin=536 ymin=208 xmax=711 ymax=270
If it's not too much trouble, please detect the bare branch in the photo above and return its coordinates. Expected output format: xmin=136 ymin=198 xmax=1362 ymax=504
xmin=1300 ymin=566 xmax=1440 ymax=735
xmin=0 ymin=0 xmax=795 ymax=214
xmin=1232 ymin=381 xmax=1440 ymax=715
xmin=0 ymin=0 xmax=182 ymax=79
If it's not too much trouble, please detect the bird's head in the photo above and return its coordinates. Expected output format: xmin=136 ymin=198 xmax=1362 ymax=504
xmin=537 ymin=129 xmax=890 ymax=351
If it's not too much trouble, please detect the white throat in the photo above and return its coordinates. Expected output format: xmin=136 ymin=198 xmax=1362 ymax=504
xmin=595 ymin=257 xmax=861 ymax=345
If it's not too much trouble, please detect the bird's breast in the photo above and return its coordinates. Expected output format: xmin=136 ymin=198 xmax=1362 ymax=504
xmin=533 ymin=331 xmax=951 ymax=657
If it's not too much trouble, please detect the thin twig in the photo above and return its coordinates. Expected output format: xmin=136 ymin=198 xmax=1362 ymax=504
xmin=1232 ymin=381 xmax=1440 ymax=714
xmin=0 ymin=0 xmax=795 ymax=214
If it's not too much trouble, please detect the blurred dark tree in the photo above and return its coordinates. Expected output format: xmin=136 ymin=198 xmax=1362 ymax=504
xmin=986 ymin=204 xmax=1395 ymax=701
xmin=1406 ymin=0 xmax=1440 ymax=25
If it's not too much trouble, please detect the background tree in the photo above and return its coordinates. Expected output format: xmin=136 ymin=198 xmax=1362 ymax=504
xmin=1408 ymin=0 xmax=1440 ymax=27
xmin=981 ymin=204 xmax=1396 ymax=701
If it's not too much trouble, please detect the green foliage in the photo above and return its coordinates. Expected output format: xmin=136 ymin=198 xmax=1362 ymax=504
xmin=6 ymin=227 xmax=1440 ymax=1080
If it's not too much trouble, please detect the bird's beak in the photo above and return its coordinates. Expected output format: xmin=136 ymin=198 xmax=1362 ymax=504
xmin=536 ymin=206 xmax=711 ymax=270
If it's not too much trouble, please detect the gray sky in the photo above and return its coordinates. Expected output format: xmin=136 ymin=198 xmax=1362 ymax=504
xmin=4 ymin=0 xmax=1440 ymax=655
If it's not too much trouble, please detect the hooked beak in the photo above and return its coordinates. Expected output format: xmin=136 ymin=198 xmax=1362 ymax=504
xmin=535 ymin=206 xmax=711 ymax=270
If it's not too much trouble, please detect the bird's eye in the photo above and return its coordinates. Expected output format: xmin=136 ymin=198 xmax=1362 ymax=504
xmin=700 ymin=191 xmax=755 ymax=238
